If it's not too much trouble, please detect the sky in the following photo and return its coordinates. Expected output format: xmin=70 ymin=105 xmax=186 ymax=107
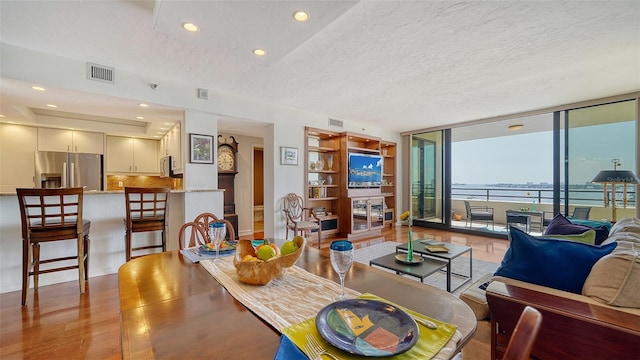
xmin=451 ymin=121 xmax=636 ymax=185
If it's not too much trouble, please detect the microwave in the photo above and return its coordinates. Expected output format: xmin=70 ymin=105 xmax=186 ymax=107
xmin=160 ymin=156 xmax=173 ymax=178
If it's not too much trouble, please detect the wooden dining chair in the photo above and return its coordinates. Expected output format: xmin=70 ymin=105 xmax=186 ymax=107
xmin=193 ymin=212 xmax=236 ymax=242
xmin=502 ymin=306 xmax=543 ymax=360
xmin=452 ymin=305 xmax=543 ymax=360
xmin=16 ymin=187 xmax=91 ymax=305
xmin=124 ymin=187 xmax=170 ymax=261
xmin=177 ymin=221 xmax=208 ymax=249
xmin=282 ymin=193 xmax=322 ymax=248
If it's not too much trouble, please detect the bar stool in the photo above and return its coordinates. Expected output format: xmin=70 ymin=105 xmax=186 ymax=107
xmin=124 ymin=187 xmax=170 ymax=262
xmin=16 ymin=187 xmax=91 ymax=305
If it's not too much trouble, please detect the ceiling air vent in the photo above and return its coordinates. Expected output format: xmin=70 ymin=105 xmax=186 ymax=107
xmin=86 ymin=63 xmax=114 ymax=84
xmin=197 ymin=88 xmax=209 ymax=100
xmin=328 ymin=118 xmax=344 ymax=128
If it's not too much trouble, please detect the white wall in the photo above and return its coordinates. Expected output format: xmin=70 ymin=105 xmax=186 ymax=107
xmin=0 ymin=42 xmax=403 ymax=249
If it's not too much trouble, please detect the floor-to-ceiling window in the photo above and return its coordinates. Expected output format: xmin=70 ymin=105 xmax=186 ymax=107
xmin=565 ymin=100 xmax=637 ymax=220
xmin=449 ymin=113 xmax=555 ymax=234
xmin=408 ymin=97 xmax=638 ymax=237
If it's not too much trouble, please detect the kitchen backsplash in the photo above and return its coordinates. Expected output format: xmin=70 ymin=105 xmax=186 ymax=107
xmin=106 ymin=175 xmax=182 ymax=190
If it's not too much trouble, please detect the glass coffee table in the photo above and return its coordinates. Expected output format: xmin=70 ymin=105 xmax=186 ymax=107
xmin=396 ymin=240 xmax=473 ymax=292
xmin=369 ymin=253 xmax=448 ymax=283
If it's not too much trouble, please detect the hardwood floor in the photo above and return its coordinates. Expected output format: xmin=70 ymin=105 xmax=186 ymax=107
xmin=0 ymin=226 xmax=507 ymax=359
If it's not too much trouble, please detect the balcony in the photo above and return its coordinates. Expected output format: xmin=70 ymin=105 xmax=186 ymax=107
xmin=415 ymin=185 xmax=637 ymax=235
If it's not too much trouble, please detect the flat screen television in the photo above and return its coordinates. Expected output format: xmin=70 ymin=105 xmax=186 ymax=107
xmin=348 ymin=153 xmax=383 ymax=188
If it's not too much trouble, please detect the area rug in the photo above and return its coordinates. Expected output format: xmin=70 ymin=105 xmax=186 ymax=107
xmin=353 ymin=241 xmax=500 ymax=296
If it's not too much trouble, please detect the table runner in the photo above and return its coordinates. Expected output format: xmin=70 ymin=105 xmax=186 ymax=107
xmin=199 ymin=257 xmax=461 ymax=359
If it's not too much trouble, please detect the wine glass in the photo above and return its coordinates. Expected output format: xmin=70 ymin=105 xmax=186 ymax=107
xmin=330 ymin=240 xmax=354 ymax=301
xmin=209 ymin=222 xmax=226 ymax=259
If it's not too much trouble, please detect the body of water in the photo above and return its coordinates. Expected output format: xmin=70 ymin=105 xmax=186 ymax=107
xmin=450 ymin=184 xmax=636 ymax=206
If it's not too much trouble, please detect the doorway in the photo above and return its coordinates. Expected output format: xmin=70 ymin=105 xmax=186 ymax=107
xmin=253 ymin=147 xmax=264 ymax=234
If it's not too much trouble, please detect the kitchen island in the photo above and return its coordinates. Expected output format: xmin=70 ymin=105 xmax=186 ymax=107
xmin=0 ymin=189 xmax=224 ymax=295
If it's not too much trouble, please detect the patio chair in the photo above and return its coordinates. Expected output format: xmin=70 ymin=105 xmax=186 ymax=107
xmin=571 ymin=207 xmax=591 ymax=220
xmin=464 ymin=200 xmax=494 ymax=230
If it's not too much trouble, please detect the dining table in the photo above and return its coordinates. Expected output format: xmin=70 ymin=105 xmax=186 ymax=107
xmin=118 ymin=245 xmax=477 ymax=359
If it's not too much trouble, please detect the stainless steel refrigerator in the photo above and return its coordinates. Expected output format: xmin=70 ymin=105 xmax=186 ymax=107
xmin=35 ymin=151 xmax=103 ymax=190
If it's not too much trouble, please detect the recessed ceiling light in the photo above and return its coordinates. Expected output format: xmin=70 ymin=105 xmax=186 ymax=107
xmin=159 ymin=127 xmax=167 ymax=130
xmin=253 ymin=48 xmax=266 ymax=56
xmin=0 ymin=114 xmax=5 ymax=118
xmin=138 ymin=103 xmax=149 ymax=108
xmin=136 ymin=116 xmax=145 ymax=120
xmin=31 ymin=86 xmax=46 ymax=91
xmin=46 ymin=104 xmax=58 ymax=108
xmin=164 ymin=122 xmax=173 ymax=125
xmin=293 ymin=11 xmax=309 ymax=22
xmin=182 ymin=22 xmax=199 ymax=32
xmin=508 ymin=124 xmax=524 ymax=131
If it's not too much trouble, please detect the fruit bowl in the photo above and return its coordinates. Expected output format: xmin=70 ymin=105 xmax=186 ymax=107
xmin=232 ymin=236 xmax=305 ymax=285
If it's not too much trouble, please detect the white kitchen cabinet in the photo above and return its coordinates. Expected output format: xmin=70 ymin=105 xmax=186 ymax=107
xmin=106 ymin=136 xmax=158 ymax=174
xmin=134 ymin=138 xmax=159 ymax=173
xmin=160 ymin=122 xmax=182 ymax=174
xmin=0 ymin=124 xmax=37 ymax=191
xmin=37 ymin=128 xmax=104 ymax=154
xmin=168 ymin=122 xmax=182 ymax=173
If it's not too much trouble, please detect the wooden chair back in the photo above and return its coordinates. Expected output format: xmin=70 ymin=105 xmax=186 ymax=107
xmin=177 ymin=221 xmax=208 ymax=249
xmin=125 ymin=187 xmax=170 ymax=232
xmin=17 ymin=187 xmax=85 ymax=242
xmin=193 ymin=212 xmax=236 ymax=242
xmin=502 ymin=306 xmax=543 ymax=360
xmin=282 ymin=193 xmax=321 ymax=247
xmin=283 ymin=193 xmax=306 ymax=222
xmin=124 ymin=187 xmax=170 ymax=261
xmin=194 ymin=212 xmax=219 ymax=229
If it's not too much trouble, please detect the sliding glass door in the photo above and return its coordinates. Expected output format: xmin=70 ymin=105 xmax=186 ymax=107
xmin=410 ymin=131 xmax=445 ymax=225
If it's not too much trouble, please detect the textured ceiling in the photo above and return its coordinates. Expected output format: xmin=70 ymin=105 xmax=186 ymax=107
xmin=0 ymin=0 xmax=638 ymax=138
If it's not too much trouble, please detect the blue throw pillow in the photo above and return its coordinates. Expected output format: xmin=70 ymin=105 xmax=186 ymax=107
xmin=544 ymin=213 xmax=609 ymax=244
xmin=495 ymin=227 xmax=617 ymax=294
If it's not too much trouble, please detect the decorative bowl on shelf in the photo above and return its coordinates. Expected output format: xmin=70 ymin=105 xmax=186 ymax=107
xmin=233 ymin=237 xmax=305 ymax=285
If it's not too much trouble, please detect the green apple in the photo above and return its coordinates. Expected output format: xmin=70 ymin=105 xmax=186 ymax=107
xmin=256 ymin=245 xmax=277 ymax=261
xmin=281 ymin=240 xmax=299 ymax=256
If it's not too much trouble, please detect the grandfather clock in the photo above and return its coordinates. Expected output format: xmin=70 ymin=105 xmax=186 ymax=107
xmin=217 ymin=135 xmax=239 ymax=240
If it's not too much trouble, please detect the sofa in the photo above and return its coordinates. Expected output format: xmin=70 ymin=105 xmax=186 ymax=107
xmin=459 ymin=217 xmax=640 ymax=359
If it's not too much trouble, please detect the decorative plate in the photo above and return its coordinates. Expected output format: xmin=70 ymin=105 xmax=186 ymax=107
xmin=199 ymin=243 xmax=236 ymax=253
xmin=395 ymin=254 xmax=424 ymax=265
xmin=315 ymin=299 xmax=419 ymax=357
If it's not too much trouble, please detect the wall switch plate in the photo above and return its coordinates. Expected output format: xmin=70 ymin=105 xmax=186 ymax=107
xmin=118 ymin=181 xmax=124 ymax=187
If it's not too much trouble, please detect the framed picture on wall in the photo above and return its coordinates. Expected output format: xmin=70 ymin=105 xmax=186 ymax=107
xmin=190 ymin=133 xmax=214 ymax=164
xmin=280 ymin=146 xmax=298 ymax=165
